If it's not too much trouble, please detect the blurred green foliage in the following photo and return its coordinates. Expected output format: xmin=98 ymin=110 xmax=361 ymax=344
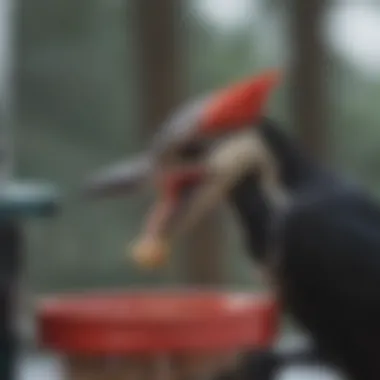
xmin=14 ymin=1 xmax=380 ymax=293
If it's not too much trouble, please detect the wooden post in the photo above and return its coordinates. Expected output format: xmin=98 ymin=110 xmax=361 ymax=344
xmin=133 ymin=0 xmax=225 ymax=285
xmin=288 ymin=0 xmax=329 ymax=158
xmin=133 ymin=0 xmax=183 ymax=136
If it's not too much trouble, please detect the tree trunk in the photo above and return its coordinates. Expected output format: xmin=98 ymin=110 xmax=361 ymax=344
xmin=133 ymin=0 xmax=183 ymax=137
xmin=133 ymin=0 xmax=225 ymax=285
xmin=288 ymin=0 xmax=329 ymax=158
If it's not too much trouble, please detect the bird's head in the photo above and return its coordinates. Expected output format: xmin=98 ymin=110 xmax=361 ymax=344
xmin=83 ymin=70 xmax=282 ymax=268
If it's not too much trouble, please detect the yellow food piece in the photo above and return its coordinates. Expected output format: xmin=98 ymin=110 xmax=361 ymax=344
xmin=129 ymin=235 xmax=170 ymax=269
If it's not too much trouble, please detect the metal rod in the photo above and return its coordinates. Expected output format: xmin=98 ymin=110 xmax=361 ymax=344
xmin=0 ymin=0 xmax=14 ymax=187
xmin=0 ymin=3 xmax=20 ymax=380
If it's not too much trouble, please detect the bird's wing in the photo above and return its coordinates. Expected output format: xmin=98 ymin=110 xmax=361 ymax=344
xmin=279 ymin=188 xmax=380 ymax=378
xmin=281 ymin=188 xmax=380 ymax=305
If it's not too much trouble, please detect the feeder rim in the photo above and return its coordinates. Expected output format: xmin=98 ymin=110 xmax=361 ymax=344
xmin=37 ymin=289 xmax=277 ymax=325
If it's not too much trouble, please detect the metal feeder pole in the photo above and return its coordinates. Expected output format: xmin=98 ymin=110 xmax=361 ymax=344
xmin=0 ymin=1 xmax=61 ymax=378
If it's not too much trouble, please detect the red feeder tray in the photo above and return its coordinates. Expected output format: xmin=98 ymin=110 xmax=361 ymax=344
xmin=37 ymin=290 xmax=279 ymax=379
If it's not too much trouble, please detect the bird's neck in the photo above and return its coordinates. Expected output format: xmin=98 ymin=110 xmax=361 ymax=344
xmin=228 ymin=119 xmax=323 ymax=259
xmin=229 ymin=173 xmax=273 ymax=260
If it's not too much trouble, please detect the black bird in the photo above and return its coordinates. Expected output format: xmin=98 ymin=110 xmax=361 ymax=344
xmin=82 ymin=71 xmax=380 ymax=379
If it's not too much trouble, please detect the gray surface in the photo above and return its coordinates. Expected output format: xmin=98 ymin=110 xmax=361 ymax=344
xmin=17 ymin=354 xmax=63 ymax=380
xmin=17 ymin=354 xmax=343 ymax=380
xmin=17 ymin=334 xmax=345 ymax=380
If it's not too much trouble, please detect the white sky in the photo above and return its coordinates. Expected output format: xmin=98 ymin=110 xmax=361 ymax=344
xmin=327 ymin=3 xmax=380 ymax=76
xmin=194 ymin=0 xmax=257 ymax=28
xmin=195 ymin=0 xmax=380 ymax=77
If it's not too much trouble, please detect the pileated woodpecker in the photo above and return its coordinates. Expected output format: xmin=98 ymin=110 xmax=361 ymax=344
xmin=82 ymin=70 xmax=380 ymax=380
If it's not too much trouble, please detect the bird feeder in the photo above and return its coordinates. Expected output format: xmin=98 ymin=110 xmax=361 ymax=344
xmin=0 ymin=180 xmax=60 ymax=380
xmin=37 ymin=290 xmax=279 ymax=380
xmin=0 ymin=180 xmax=60 ymax=218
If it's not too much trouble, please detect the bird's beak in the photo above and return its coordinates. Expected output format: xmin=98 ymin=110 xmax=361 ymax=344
xmin=82 ymin=157 xmax=219 ymax=268
xmin=81 ymin=153 xmax=153 ymax=198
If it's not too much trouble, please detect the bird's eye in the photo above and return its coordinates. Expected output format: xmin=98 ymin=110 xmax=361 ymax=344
xmin=178 ymin=141 xmax=206 ymax=161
